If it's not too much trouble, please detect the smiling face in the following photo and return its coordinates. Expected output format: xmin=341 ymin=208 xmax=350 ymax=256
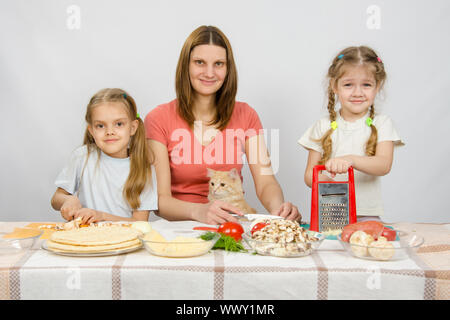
xmin=189 ymin=44 xmax=227 ymax=98
xmin=87 ymin=102 xmax=138 ymax=158
xmin=334 ymin=64 xmax=380 ymax=121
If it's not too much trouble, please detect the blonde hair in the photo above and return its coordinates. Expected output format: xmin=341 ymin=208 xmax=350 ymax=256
xmin=83 ymin=88 xmax=153 ymax=209
xmin=319 ymin=46 xmax=386 ymax=164
xmin=175 ymin=25 xmax=238 ymax=130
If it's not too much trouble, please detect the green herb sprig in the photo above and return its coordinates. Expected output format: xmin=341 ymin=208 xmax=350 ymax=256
xmin=200 ymin=232 xmax=247 ymax=252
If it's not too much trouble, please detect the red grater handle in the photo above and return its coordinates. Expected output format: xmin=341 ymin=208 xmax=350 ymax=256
xmin=310 ymin=165 xmax=357 ymax=232
xmin=312 ymin=165 xmax=326 ymax=183
xmin=313 ymin=165 xmax=354 ymax=182
xmin=347 ymin=167 xmax=357 ymax=225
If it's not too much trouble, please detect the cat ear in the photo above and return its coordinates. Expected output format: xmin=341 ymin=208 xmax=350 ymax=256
xmin=228 ymin=168 xmax=239 ymax=180
xmin=206 ymin=168 xmax=215 ymax=178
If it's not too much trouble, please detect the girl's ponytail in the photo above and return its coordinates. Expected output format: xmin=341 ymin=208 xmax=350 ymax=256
xmin=318 ymin=85 xmax=337 ymax=165
xmin=365 ymin=105 xmax=378 ymax=156
xmin=124 ymin=116 xmax=153 ymax=209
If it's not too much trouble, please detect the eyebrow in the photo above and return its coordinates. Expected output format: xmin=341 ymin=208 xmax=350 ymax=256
xmin=92 ymin=118 xmax=129 ymax=123
xmin=341 ymin=78 xmax=375 ymax=82
xmin=191 ymin=56 xmax=226 ymax=61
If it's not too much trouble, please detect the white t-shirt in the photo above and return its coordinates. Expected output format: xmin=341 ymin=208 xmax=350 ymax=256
xmin=55 ymin=145 xmax=158 ymax=218
xmin=298 ymin=112 xmax=404 ymax=216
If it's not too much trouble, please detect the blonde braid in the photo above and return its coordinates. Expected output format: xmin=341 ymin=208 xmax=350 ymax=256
xmin=365 ymin=105 xmax=378 ymax=156
xmin=318 ymin=85 xmax=337 ymax=165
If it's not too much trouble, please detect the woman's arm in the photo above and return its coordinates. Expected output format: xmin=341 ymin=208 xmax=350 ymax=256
xmin=246 ymin=135 xmax=301 ymax=221
xmin=148 ymin=139 xmax=242 ymax=225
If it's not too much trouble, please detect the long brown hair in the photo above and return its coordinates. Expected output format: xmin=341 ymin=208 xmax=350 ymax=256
xmin=319 ymin=46 xmax=386 ymax=164
xmin=175 ymin=25 xmax=238 ymax=130
xmin=83 ymin=88 xmax=153 ymax=209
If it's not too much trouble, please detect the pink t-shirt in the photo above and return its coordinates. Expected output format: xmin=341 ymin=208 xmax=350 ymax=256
xmin=145 ymin=99 xmax=263 ymax=204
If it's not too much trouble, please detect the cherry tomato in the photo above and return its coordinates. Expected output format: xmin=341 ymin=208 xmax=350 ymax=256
xmin=217 ymin=222 xmax=244 ymax=241
xmin=381 ymin=226 xmax=396 ymax=241
xmin=251 ymin=223 xmax=268 ymax=235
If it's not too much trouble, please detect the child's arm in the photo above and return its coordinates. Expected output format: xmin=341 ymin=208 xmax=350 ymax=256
xmin=304 ymin=149 xmax=334 ymax=188
xmin=53 ymin=188 xmax=151 ymax=223
xmin=51 ymin=187 xmax=82 ymax=221
xmin=73 ymin=209 xmax=150 ymax=224
xmin=325 ymin=141 xmax=394 ymax=177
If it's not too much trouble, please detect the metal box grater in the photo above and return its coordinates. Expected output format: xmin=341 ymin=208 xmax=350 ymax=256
xmin=310 ymin=165 xmax=357 ymax=232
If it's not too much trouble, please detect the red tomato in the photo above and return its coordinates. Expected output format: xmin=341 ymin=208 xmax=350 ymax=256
xmin=381 ymin=227 xmax=396 ymax=241
xmin=251 ymin=223 xmax=268 ymax=235
xmin=217 ymin=222 xmax=244 ymax=241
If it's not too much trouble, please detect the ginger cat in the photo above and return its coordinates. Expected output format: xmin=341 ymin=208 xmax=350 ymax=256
xmin=207 ymin=168 xmax=257 ymax=214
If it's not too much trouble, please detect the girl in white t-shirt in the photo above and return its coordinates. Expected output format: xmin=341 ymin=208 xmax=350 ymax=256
xmin=298 ymin=46 xmax=403 ymax=219
xmin=51 ymin=88 xmax=158 ymax=223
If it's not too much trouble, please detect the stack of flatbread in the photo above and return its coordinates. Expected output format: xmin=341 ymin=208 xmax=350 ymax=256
xmin=47 ymin=226 xmax=142 ymax=253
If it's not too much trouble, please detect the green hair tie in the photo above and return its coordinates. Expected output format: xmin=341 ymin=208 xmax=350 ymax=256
xmin=330 ymin=121 xmax=338 ymax=130
xmin=136 ymin=113 xmax=140 ymax=119
xmin=366 ymin=117 xmax=373 ymax=127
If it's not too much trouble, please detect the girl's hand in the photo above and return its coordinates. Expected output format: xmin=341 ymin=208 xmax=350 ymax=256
xmin=73 ymin=208 xmax=104 ymax=225
xmin=325 ymin=156 xmax=353 ymax=178
xmin=60 ymin=196 xmax=82 ymax=221
xmin=194 ymin=200 xmax=243 ymax=225
xmin=271 ymin=202 xmax=302 ymax=221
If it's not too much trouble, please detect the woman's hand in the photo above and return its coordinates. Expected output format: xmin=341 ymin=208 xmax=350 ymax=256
xmin=60 ymin=196 xmax=82 ymax=221
xmin=194 ymin=200 xmax=244 ymax=225
xmin=271 ymin=202 xmax=302 ymax=221
xmin=73 ymin=208 xmax=104 ymax=224
xmin=325 ymin=156 xmax=353 ymax=178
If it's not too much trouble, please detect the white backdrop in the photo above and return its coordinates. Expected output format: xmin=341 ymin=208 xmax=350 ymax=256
xmin=1 ymin=0 xmax=449 ymax=223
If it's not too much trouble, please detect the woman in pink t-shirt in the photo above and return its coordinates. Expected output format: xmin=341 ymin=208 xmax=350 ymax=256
xmin=145 ymin=25 xmax=301 ymax=225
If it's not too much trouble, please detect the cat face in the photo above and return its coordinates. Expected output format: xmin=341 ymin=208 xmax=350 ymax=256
xmin=207 ymin=168 xmax=242 ymax=199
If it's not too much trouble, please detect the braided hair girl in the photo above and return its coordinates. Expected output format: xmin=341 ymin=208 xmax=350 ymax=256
xmin=299 ymin=46 xmax=404 ymax=219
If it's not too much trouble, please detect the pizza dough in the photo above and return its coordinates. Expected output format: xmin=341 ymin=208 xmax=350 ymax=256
xmin=47 ymin=238 xmax=141 ymax=252
xmin=47 ymin=225 xmax=141 ymax=253
xmin=50 ymin=226 xmax=141 ymax=246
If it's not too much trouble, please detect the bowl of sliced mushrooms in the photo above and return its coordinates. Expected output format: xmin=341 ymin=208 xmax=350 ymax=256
xmin=242 ymin=219 xmax=325 ymax=257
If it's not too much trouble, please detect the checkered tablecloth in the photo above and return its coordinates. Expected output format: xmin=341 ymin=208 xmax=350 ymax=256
xmin=1 ymin=220 xmax=449 ymax=300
